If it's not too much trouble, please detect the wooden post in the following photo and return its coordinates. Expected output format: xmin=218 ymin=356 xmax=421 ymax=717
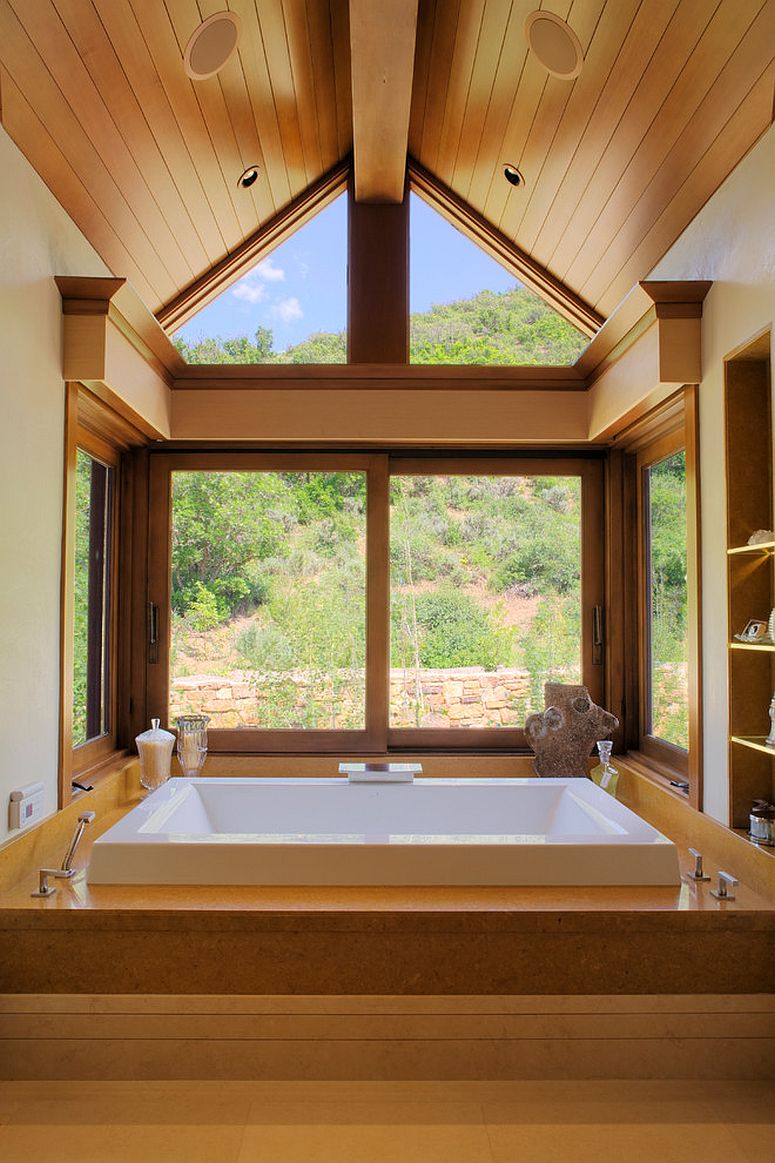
xmin=347 ymin=176 xmax=409 ymax=363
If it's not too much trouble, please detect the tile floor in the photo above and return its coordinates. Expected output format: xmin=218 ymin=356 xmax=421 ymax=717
xmin=0 ymin=1079 xmax=772 ymax=1162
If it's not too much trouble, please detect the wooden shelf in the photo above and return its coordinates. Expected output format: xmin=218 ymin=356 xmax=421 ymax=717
xmin=731 ymin=735 xmax=775 ymax=755
xmin=725 ymin=341 xmax=774 ymax=828
xmin=728 ymin=541 xmax=775 ymax=555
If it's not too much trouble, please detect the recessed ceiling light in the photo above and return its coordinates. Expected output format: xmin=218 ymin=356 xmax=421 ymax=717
xmin=183 ymin=11 xmax=241 ymax=81
xmin=237 ymin=166 xmax=260 ymax=190
xmin=524 ymin=11 xmax=583 ymax=80
xmin=503 ymin=164 xmax=525 ymax=188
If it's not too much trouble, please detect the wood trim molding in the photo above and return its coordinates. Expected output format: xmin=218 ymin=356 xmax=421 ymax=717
xmin=155 ymin=160 xmax=350 ymax=333
xmin=171 ymin=363 xmax=586 ymax=392
xmin=408 ymin=159 xmax=604 ymax=338
xmin=578 ymin=280 xmax=712 ymax=386
xmin=77 ymin=386 xmax=150 ymax=452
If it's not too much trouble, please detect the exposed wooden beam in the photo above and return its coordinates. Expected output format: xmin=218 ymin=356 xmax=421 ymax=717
xmin=409 ymin=159 xmax=605 ymax=338
xmin=350 ymin=0 xmax=418 ymax=202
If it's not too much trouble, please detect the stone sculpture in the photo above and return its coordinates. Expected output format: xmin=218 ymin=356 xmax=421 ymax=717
xmin=525 ymin=683 xmax=619 ymax=777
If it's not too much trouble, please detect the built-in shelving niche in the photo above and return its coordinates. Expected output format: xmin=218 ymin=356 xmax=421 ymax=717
xmin=725 ymin=330 xmax=774 ymax=828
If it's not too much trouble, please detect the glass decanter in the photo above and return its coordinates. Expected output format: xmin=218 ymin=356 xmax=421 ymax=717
xmin=590 ymin=739 xmax=619 ymax=796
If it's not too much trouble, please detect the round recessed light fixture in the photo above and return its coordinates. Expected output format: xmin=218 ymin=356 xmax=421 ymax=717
xmin=183 ymin=11 xmax=241 ymax=81
xmin=503 ymin=163 xmax=525 ymax=188
xmin=237 ymin=166 xmax=260 ymax=190
xmin=524 ymin=10 xmax=583 ymax=80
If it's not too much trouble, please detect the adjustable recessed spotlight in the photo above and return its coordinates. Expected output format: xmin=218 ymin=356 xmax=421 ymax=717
xmin=503 ymin=164 xmax=525 ymax=188
xmin=524 ymin=10 xmax=583 ymax=80
xmin=238 ymin=166 xmax=260 ymax=189
xmin=183 ymin=11 xmax=241 ymax=81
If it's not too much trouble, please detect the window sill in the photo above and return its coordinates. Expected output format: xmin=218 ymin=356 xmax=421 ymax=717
xmin=621 ymin=750 xmax=691 ymax=802
xmin=68 ymin=749 xmax=133 ymax=803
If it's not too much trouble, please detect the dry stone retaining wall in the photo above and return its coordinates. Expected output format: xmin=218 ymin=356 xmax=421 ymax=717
xmin=170 ymin=667 xmax=536 ymax=729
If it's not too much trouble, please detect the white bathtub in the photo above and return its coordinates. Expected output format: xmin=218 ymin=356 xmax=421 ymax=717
xmin=87 ymin=777 xmax=679 ymax=887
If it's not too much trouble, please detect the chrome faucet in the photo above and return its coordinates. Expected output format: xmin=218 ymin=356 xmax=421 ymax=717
xmin=31 ymin=811 xmax=96 ymax=897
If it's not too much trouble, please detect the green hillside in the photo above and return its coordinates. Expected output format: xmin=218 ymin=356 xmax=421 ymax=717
xmin=175 ymin=285 xmax=588 ymax=366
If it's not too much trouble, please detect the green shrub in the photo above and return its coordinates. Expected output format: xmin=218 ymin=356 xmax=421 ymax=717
xmin=410 ymin=587 xmax=509 ymax=669
xmin=235 ymin=623 xmax=296 ymax=672
xmin=186 ymin=582 xmax=228 ymax=632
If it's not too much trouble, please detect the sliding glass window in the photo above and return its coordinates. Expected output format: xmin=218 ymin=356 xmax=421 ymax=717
xmin=147 ymin=453 xmax=603 ymax=752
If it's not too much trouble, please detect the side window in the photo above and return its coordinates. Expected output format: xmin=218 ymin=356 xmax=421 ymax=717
xmin=630 ymin=389 xmax=701 ymax=801
xmin=643 ymin=449 xmax=688 ymax=750
xmin=60 ymin=386 xmax=126 ymax=802
xmin=72 ymin=448 xmax=114 ymax=746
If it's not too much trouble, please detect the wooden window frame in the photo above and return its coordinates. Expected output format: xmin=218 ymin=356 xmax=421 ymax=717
xmin=147 ymin=451 xmax=388 ymax=754
xmin=622 ymin=388 xmax=702 ymax=806
xmin=386 ymin=455 xmax=605 ymax=751
xmin=60 ymin=386 xmax=122 ymax=803
xmin=146 ymin=449 xmax=604 ymax=755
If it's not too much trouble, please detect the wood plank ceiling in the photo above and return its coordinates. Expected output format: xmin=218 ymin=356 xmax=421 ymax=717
xmin=0 ymin=0 xmax=773 ymax=330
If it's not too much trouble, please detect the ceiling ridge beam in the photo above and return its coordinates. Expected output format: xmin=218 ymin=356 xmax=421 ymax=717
xmin=408 ymin=158 xmax=605 ymax=338
xmin=350 ymin=0 xmax=418 ymax=202
xmin=156 ymin=159 xmax=350 ymax=334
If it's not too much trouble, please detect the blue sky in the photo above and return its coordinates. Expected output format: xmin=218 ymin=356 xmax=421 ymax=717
xmin=175 ymin=193 xmax=519 ymax=354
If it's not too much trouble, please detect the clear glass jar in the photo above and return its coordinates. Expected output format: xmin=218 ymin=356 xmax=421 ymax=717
xmin=175 ymin=714 xmax=210 ymax=778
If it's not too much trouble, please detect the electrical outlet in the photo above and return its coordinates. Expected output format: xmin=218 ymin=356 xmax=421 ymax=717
xmin=9 ymin=781 xmax=45 ymax=831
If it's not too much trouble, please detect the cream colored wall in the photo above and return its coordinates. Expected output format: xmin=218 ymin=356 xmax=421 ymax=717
xmin=647 ymin=123 xmax=775 ymax=823
xmin=0 ymin=127 xmax=110 ymax=843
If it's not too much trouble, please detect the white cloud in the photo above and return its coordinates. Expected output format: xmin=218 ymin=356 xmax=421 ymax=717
xmin=273 ymin=296 xmax=303 ymax=323
xmin=231 ymin=278 xmax=268 ymax=305
xmin=254 ymin=257 xmax=285 ymax=282
xmin=231 ymin=257 xmax=286 ymax=304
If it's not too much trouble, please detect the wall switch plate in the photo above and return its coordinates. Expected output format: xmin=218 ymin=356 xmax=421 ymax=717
xmin=9 ymin=781 xmax=45 ymax=831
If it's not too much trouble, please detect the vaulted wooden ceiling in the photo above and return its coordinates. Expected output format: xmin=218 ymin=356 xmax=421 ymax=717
xmin=1 ymin=0 xmax=773 ymax=332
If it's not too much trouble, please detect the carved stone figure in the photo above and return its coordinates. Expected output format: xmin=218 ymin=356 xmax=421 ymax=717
xmin=525 ymin=683 xmax=619 ymax=777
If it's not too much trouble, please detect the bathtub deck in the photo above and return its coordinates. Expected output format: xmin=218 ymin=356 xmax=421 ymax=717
xmin=0 ymin=759 xmax=773 ymax=996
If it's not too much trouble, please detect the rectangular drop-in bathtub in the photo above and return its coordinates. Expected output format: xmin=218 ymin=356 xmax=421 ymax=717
xmin=87 ymin=777 xmax=680 ymax=887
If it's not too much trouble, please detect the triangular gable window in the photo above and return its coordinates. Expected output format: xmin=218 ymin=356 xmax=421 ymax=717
xmin=174 ymin=193 xmax=347 ymax=364
xmin=409 ymin=193 xmax=587 ymax=365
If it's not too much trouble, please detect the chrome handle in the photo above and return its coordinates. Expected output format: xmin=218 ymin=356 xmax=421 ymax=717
xmin=31 ymin=867 xmax=75 ymax=898
xmin=61 ymin=810 xmax=96 ymax=872
xmin=147 ymin=601 xmax=159 ymax=646
xmin=710 ymin=870 xmax=739 ymax=901
xmin=687 ymin=848 xmax=710 ymax=881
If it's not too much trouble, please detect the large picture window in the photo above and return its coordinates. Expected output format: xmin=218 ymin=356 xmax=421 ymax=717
xmin=147 ymin=453 xmax=603 ymax=752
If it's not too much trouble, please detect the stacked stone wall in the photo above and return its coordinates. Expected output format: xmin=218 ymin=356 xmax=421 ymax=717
xmin=170 ymin=667 xmax=537 ymax=729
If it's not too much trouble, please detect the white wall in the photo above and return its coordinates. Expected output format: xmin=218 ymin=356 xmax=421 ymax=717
xmin=0 ymin=127 xmax=110 ymax=843
xmin=648 ymin=123 xmax=775 ymax=823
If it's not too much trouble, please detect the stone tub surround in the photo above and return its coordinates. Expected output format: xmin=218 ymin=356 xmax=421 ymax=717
xmin=0 ymin=756 xmax=773 ymax=1008
xmin=1 ymin=757 xmax=773 ymax=1080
